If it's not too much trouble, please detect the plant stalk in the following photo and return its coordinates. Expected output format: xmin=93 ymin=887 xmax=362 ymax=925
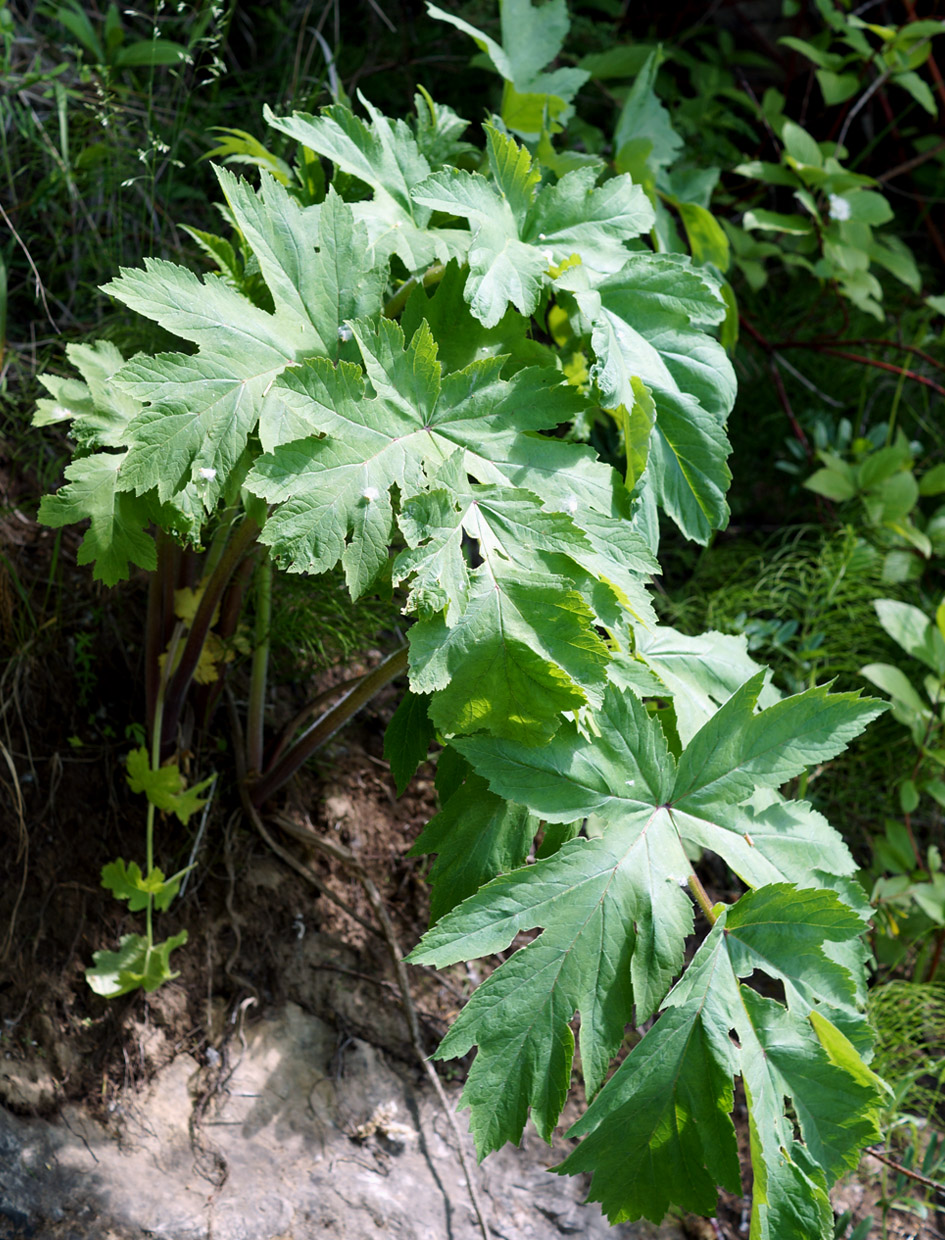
xmin=246 ymin=551 xmax=272 ymax=775
xmin=249 ymin=644 xmax=408 ymax=807
xmin=688 ymin=872 xmax=717 ymax=925
xmin=160 ymin=516 xmax=260 ymax=755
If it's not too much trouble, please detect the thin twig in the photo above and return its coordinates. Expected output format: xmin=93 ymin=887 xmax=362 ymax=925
xmin=0 ymin=199 xmax=56 ymax=331
xmin=866 ymin=1145 xmax=945 ymax=1197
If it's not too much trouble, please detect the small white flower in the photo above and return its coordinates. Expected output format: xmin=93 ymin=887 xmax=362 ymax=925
xmin=338 ymin=324 xmax=354 ymax=342
xmin=362 ymin=487 xmax=379 ymax=502
xmin=198 ymin=467 xmax=217 ymax=481
xmin=828 ymin=194 xmax=852 ymax=222
xmin=541 ymin=247 xmax=555 ymax=264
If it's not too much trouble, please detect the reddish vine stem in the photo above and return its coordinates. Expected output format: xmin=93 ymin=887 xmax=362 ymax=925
xmin=877 ymin=139 xmax=945 ymax=183
xmin=773 ymin=336 xmax=945 ymax=375
xmin=866 ymin=1145 xmax=945 ymax=1196
xmin=812 ymin=348 xmax=945 ymax=398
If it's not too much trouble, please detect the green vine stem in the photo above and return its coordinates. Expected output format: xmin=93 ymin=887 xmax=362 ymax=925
xmin=248 ymin=644 xmax=409 ymax=808
xmin=160 ymin=516 xmax=260 ymax=755
xmin=246 ymin=551 xmax=272 ymax=776
xmin=146 ymin=532 xmax=180 ymax=743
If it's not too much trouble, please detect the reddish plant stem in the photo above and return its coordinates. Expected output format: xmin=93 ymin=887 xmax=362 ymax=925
xmin=772 ymin=336 xmax=945 ymax=374
xmin=197 ymin=551 xmax=258 ymax=732
xmin=248 ymin=644 xmax=408 ymax=808
xmin=267 ymin=674 xmax=367 ymax=769
xmin=160 ymin=517 xmax=260 ymax=756
xmin=810 ymin=347 xmax=945 ymax=398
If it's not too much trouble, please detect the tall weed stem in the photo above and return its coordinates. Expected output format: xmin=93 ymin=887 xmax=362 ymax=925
xmin=246 ymin=552 xmax=272 ymax=775
xmin=249 ymin=644 xmax=408 ymax=807
xmin=160 ymin=517 xmax=260 ymax=755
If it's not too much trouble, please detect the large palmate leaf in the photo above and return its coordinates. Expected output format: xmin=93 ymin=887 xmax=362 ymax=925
xmin=558 ymin=887 xmax=883 ymax=1232
xmin=566 ymin=253 xmax=736 ymax=542
xmin=265 ymin=98 xmax=469 ymax=270
xmin=413 ymin=126 xmax=653 ymax=326
xmin=105 ymin=185 xmax=383 ymax=510
xmin=247 ymin=320 xmax=631 ymax=741
xmin=408 ymin=677 xmax=883 ymax=1158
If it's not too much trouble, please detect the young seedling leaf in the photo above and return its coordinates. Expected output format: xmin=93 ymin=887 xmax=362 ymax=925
xmin=100 ymin=859 xmax=185 ymax=913
xmin=86 ymin=930 xmax=189 ymax=997
xmin=126 ymin=748 xmax=214 ymax=825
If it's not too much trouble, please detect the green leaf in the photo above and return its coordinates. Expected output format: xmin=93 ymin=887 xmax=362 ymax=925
xmin=408 ymin=566 xmax=610 ymax=744
xmin=426 ymin=0 xmax=588 ymax=130
xmin=126 ymin=747 xmax=214 ymax=825
xmin=412 ymin=125 xmax=652 ymax=325
xmin=892 ymin=69 xmax=937 ymax=115
xmin=874 ymin=598 xmax=945 ymax=675
xmin=249 ymin=317 xmax=577 ymax=587
xmin=573 ymin=255 xmax=735 ymax=541
xmin=676 ymin=201 xmax=730 ymax=271
xmin=37 ymin=453 xmax=157 ymax=586
xmin=265 ymin=99 xmax=465 ymax=270
xmin=614 ymin=50 xmax=682 ymax=176
xmin=410 ymin=679 xmax=881 ymax=1154
xmin=86 ymin=930 xmax=189 ymax=997
xmin=782 ymin=120 xmax=824 ymax=168
xmin=805 ymin=461 xmax=856 ymax=502
xmin=410 ymin=768 xmax=538 ymax=922
xmin=384 ymin=691 xmax=436 ymax=795
xmin=860 ymin=661 xmax=929 ymax=716
xmin=743 ymin=208 xmax=815 ymax=235
xmin=816 ymin=69 xmax=860 ymax=104
xmin=113 ymin=38 xmax=188 ymax=67
xmin=633 ymin=624 xmax=779 ymax=744
xmin=33 ymin=341 xmax=140 ymax=449
xmin=557 ymin=889 xmax=881 ymax=1229
xmin=401 ymin=260 xmax=553 ymax=375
